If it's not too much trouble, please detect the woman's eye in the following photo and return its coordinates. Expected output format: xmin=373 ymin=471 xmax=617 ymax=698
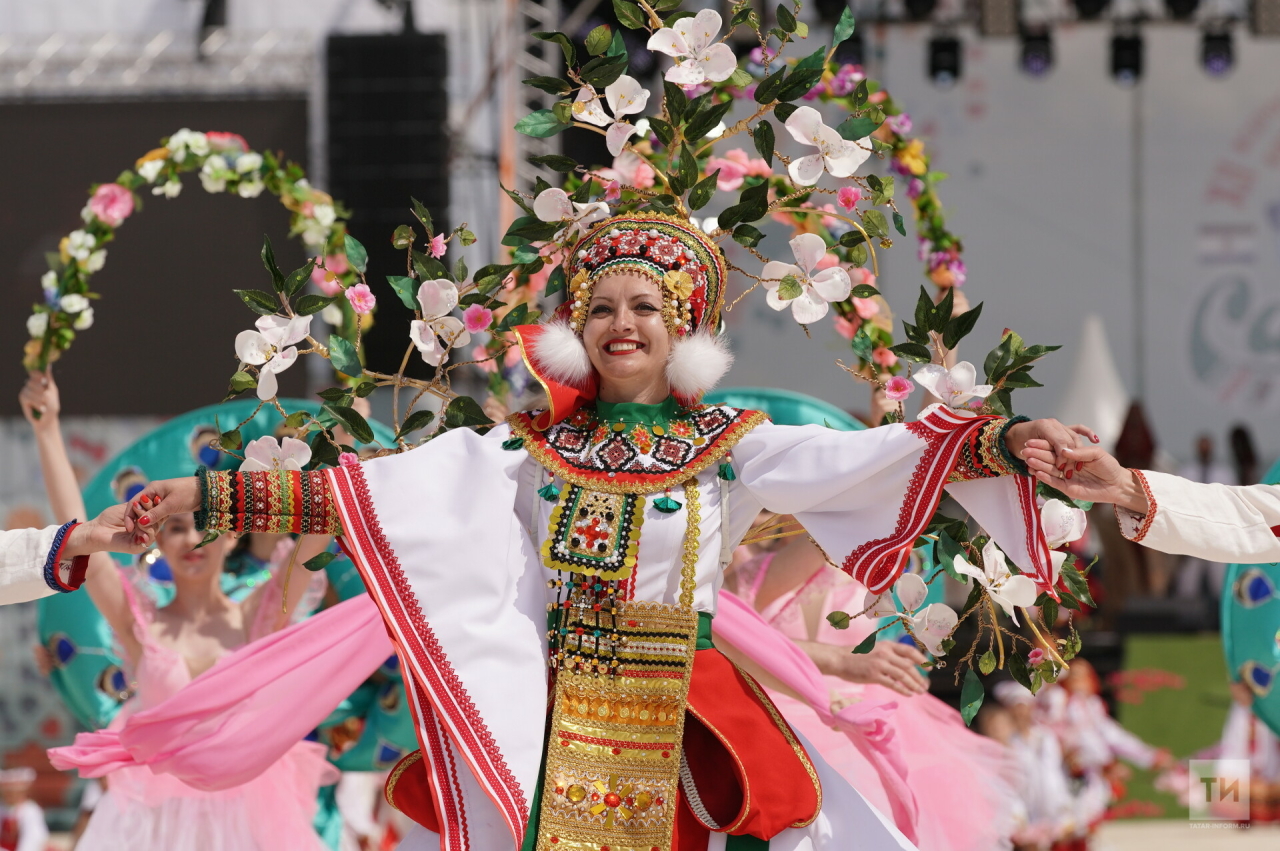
xmin=590 ymin=305 xmax=612 ymax=316
xmin=635 ymin=303 xmax=657 ymax=312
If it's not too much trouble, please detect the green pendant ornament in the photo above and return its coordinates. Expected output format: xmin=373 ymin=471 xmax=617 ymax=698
xmin=653 ymin=495 xmax=682 ymax=513
xmin=538 ymin=482 xmax=562 ymax=502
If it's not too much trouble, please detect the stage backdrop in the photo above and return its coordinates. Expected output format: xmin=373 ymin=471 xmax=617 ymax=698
xmin=719 ymin=24 xmax=1280 ymax=468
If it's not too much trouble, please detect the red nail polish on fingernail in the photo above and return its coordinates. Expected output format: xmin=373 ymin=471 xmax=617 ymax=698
xmin=1066 ymin=471 xmax=1073 ymax=480
xmin=1077 ymin=462 xmax=1083 ymax=471
xmin=139 ymin=516 xmax=150 ymax=526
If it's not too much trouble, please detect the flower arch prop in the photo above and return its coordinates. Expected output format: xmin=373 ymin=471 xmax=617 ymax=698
xmin=197 ymin=1 xmax=1088 ymax=715
xmin=22 ymin=130 xmax=364 ymax=371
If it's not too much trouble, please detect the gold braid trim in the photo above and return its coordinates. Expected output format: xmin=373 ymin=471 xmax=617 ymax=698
xmin=733 ymin=665 xmax=824 ymax=828
xmin=383 ymin=749 xmax=424 ymax=812
xmin=679 ymin=477 xmax=700 ymax=609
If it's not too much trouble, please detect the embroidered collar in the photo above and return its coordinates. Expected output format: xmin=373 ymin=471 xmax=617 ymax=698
xmin=508 ymin=403 xmax=767 ymax=494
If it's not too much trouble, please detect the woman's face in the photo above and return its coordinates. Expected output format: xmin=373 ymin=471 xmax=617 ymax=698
xmin=581 ymin=272 xmax=671 ymax=400
xmin=157 ymin=512 xmax=227 ymax=582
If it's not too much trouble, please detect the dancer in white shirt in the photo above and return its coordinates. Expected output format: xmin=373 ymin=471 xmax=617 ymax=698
xmin=0 ymin=504 xmax=146 ymax=605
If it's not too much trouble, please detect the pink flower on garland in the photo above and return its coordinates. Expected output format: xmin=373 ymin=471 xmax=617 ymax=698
xmin=833 ymin=314 xmax=859 ymax=340
xmin=206 ymin=132 xmax=250 ymax=153
xmin=472 ymin=344 xmax=499 ymax=373
xmin=345 ymin=283 xmax=376 ymax=314
xmin=311 ymin=254 xmax=349 ymax=296
xmin=851 ymin=297 xmax=879 ymax=319
xmin=338 ymin=452 xmax=360 ymax=467
xmin=706 ymin=149 xmax=771 ymax=191
xmin=463 ymin=304 xmax=493 ymax=335
xmin=428 ymin=234 xmax=446 ymax=259
xmin=887 ymin=113 xmax=913 ymax=135
xmin=88 ymin=183 xmax=135 ymax=227
xmin=884 ymin=375 xmax=913 ymax=401
xmin=872 ymin=346 xmax=898 ymax=368
xmin=837 ymin=186 xmax=861 ymax=211
xmin=1028 ymin=647 xmax=1046 ymax=666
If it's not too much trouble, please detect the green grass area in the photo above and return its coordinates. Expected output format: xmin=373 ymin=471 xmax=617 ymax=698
xmin=1113 ymin=634 xmax=1235 ymax=820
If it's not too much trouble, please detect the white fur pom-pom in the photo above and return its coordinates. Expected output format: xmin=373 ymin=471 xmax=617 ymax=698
xmin=528 ymin=320 xmax=593 ymax=389
xmin=666 ymin=331 xmax=733 ymax=400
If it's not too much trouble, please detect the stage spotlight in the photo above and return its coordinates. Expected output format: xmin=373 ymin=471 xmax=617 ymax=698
xmin=1019 ymin=30 xmax=1054 ymax=77
xmin=979 ymin=0 xmax=1019 ymax=36
xmin=1072 ymin=0 xmax=1111 ymax=20
xmin=906 ymin=0 xmax=939 ymax=22
xmin=1202 ymin=29 xmax=1234 ymax=76
xmin=928 ymin=34 xmax=962 ymax=87
xmin=1164 ymin=0 xmax=1199 ymax=20
xmin=1110 ymin=32 xmax=1143 ymax=84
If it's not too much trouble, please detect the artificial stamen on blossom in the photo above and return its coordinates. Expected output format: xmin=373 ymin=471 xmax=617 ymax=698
xmin=532 ymin=188 xmax=610 ymax=242
xmin=572 ymin=76 xmax=651 ymax=156
xmin=761 ymin=233 xmax=853 ymax=323
xmin=646 ymin=9 xmax=737 ymax=86
xmin=783 ymin=107 xmax=872 ymax=187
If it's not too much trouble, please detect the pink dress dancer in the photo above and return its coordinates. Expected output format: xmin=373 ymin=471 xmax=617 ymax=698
xmin=725 ymin=552 xmax=1020 ymax=851
xmin=59 ymin=572 xmax=337 ymax=851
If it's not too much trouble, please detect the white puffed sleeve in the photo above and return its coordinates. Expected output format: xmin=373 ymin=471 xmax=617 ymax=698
xmin=726 ymin=407 xmax=1052 ymax=595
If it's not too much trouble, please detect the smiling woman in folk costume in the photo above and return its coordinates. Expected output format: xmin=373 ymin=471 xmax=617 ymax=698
xmin=108 ymin=207 xmax=1092 ymax=851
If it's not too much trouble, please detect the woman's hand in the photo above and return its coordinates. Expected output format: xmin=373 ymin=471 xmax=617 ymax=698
xmin=1022 ymin=439 xmax=1149 ymax=513
xmin=66 ymin=503 xmax=152 ymax=556
xmin=1004 ymin=418 xmax=1099 ymax=468
xmin=129 ymin=478 xmax=201 ymax=528
xmin=18 ymin=370 xmax=60 ymax=432
xmin=834 ymin=641 xmax=931 ymax=696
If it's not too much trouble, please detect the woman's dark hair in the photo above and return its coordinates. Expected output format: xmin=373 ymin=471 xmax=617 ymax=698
xmin=1229 ymin=424 xmax=1259 ymax=486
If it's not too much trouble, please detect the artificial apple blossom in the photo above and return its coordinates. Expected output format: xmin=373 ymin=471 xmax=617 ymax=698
xmin=84 ymin=250 xmax=106 ymax=273
xmin=235 ymin=152 xmax=263 ymax=174
xmin=320 ymin=303 xmax=345 ymax=327
xmin=137 ymin=158 xmax=165 ymax=183
xmin=200 ymin=155 xmax=230 ymax=193
xmin=912 ymin=362 xmax=993 ymax=412
xmin=73 ymin=308 xmax=94 ymax=331
xmin=837 ymin=186 xmax=862 ymax=211
xmin=235 ymin=314 xmax=312 ymax=401
xmin=166 ymin=128 xmax=209 ymax=163
xmin=884 ymin=375 xmax=913 ymax=402
xmin=256 ymin=313 xmax=314 ymax=348
xmin=646 ymin=9 xmax=736 ymax=86
xmin=428 ymin=234 xmax=446 ymax=259
xmin=783 ymin=107 xmax=872 ymax=187
xmin=895 ymin=573 xmax=928 ymax=612
xmin=59 ymin=294 xmax=89 ymax=314
xmin=66 ymin=230 xmax=95 ymax=261
xmin=573 ymin=75 xmax=651 ymax=156
xmin=761 ymin=233 xmax=853 ymax=323
xmin=533 ymin=188 xmax=609 ymax=242
xmin=237 ymin=178 xmax=265 ymax=199
xmin=345 ymin=283 xmax=377 ymax=315
xmin=239 ymin=435 xmax=311 ymax=472
xmin=462 ymin=304 xmax=493 ymax=335
xmin=154 ymin=179 xmax=182 ymax=198
xmin=1041 ymin=499 xmax=1087 ymax=549
xmin=953 ymin=541 xmax=1038 ymax=625
xmin=26 ymin=313 xmax=48 ymax=338
xmin=912 ymin=603 xmax=958 ymax=657
xmin=410 ymin=279 xmax=470 ymax=366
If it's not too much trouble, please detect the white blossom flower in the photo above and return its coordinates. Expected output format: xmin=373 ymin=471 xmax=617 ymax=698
xmin=311 ymin=203 xmax=337 ymax=228
xmin=236 ymin=152 xmax=263 ymax=174
xmin=80 ymin=203 xmax=94 ymax=223
xmin=200 ymin=155 xmax=229 ymax=193
xmin=864 ymin=591 xmax=899 ymax=618
xmin=409 ymin=279 xmax=470 ymax=366
xmin=73 ymin=307 xmax=94 ymax=331
xmin=26 ymin=313 xmax=48 ymax=338
xmin=690 ymin=216 xmax=718 ymax=234
xmin=783 ymin=106 xmax=872 ymax=187
xmin=573 ymin=76 xmax=651 ymax=156
xmin=85 ymin=250 xmax=106 ymax=273
xmin=255 ymin=313 xmax=313 ymax=348
xmin=234 ymin=314 xmax=311 ymax=401
xmin=137 ymin=158 xmax=165 ymax=183
xmin=166 ymin=128 xmax=209 ymax=163
xmin=895 ymin=572 xmax=928 ymax=613
xmin=533 ymin=188 xmax=610 ymax=242
xmin=1041 ymin=499 xmax=1087 ymax=550
xmin=912 ymin=362 xmax=993 ymax=412
xmin=66 ymin=230 xmax=95 ymax=261
xmin=646 ymin=9 xmax=737 ymax=86
xmin=237 ymin=179 xmax=265 ymax=199
xmin=320 ymin=303 xmax=345 ymax=327
xmin=953 ymin=541 xmax=1038 ymax=625
xmin=912 ymin=603 xmax=958 ymax=657
xmin=59 ymin=294 xmax=89 ymax=313
xmin=240 ymin=435 xmax=311 ymax=473
xmin=40 ymin=271 xmax=57 ymax=298
xmin=761 ymin=233 xmax=852 ymax=323
xmin=862 ymin=573 xmax=958 ymax=657
xmin=153 ymin=179 xmax=182 ymax=198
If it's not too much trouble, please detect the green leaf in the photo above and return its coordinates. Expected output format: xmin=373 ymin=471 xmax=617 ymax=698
xmin=833 ymin=6 xmax=857 ymax=46
xmin=344 ymin=233 xmax=368 ymax=274
xmin=753 ymin=66 xmax=787 ymax=103
xmin=730 ymin=5 xmax=753 ymax=26
xmin=397 ymin=409 xmax=436 ymax=439
xmin=512 ymin=244 xmax=541 ymax=264
xmin=515 ymin=109 xmax=570 ymax=138
xmin=731 ymin=223 xmax=764 ymax=247
xmin=1060 ymin=560 xmax=1096 ymax=608
xmin=774 ymin=102 xmax=798 ymax=122
xmin=387 ymin=275 xmax=419 ymax=310
xmin=544 ymin=265 xmax=567 ymax=297
xmin=528 ymin=154 xmax=579 ymax=174
xmin=852 ymin=633 xmax=877 ymax=654
xmin=412 ymin=251 xmax=450 ymax=281
xmin=580 ymin=52 xmax=629 ymax=87
xmin=688 ymin=169 xmax=720 ymax=211
xmin=317 ymin=387 xmax=349 ymax=402
xmin=794 ymin=44 xmax=826 ymax=71
xmin=853 ymin=79 xmax=869 ymax=107
xmin=862 ymin=209 xmax=889 ymax=238
xmin=663 ymin=81 xmax=688 ymax=124
xmin=494 ymin=302 xmax=533 ymax=332
xmin=392 ymin=224 xmax=416 ymax=249
xmin=353 ymin=380 xmax=377 ymax=398
xmin=324 ymin=403 xmax=375 ymax=444
xmin=309 ymin=428 xmax=339 ymax=468
xmin=235 ymin=289 xmax=279 ymax=316
xmin=648 ymin=117 xmax=675 ymax=147
xmin=523 ymin=75 xmax=573 ymax=95
xmin=457 ymin=228 xmax=477 ymax=247
xmin=453 ymin=256 xmax=468 ymax=284
xmin=978 ymin=650 xmax=996 ymax=675
xmin=850 ymin=328 xmax=874 ymax=363
xmin=826 ymin=611 xmax=851 ymax=630
xmin=612 ymin=0 xmax=647 ymax=29
xmin=716 ymin=180 xmax=770 ymax=229
xmin=1042 ymin=598 xmax=1059 ymax=629
xmin=933 ymin=530 xmax=967 ymax=582
xmin=775 ymin=66 xmax=825 ymax=103
xmin=284 ymin=259 xmax=316 ymax=298
xmin=889 ymin=342 xmax=932 ymax=363
xmin=284 ymin=410 xmax=310 ymax=428
xmin=328 ymin=334 xmax=362 ymax=378
xmin=794 ymin=20 xmax=809 ymax=37
xmin=838 ymin=229 xmax=867 ymax=248
xmin=1009 ymin=652 xmax=1035 ymax=692
xmin=503 ymin=215 xmax=561 ymax=245
xmin=261 ymin=235 xmax=285 ymax=292
xmin=499 ymin=182 xmax=535 ymax=217
xmin=850 ymin=283 xmax=879 ymax=299
xmin=220 ymin=428 xmax=243 ymax=451
xmin=585 ymin=24 xmax=612 ymax=56
xmin=893 ymin=211 xmax=906 ymax=236
xmin=442 ymin=395 xmax=495 ymax=430
xmin=849 ymin=242 xmax=869 ymax=267
xmin=303 ymin=551 xmax=337 ymax=572
xmin=295 ymin=293 xmax=340 ymax=316
xmin=753 ymin=119 xmax=775 ymax=166
xmin=230 ymin=371 xmax=257 ymax=392
xmin=1002 ymin=369 xmax=1044 ymax=389
xmin=942 ymin=304 xmax=983 ymax=350
xmin=727 ymin=68 xmax=753 ymax=88
xmin=194 ymin=531 xmax=222 ymax=551
xmin=533 ymin=31 xmax=575 ymax=65
xmin=409 ymin=197 xmax=434 ymax=236
xmin=776 ymin=4 xmax=797 ymax=32
xmin=677 ymin=143 xmax=698 ymax=194
xmin=777 ymin=274 xmax=804 ymax=301
xmin=685 ymin=100 xmax=733 ymax=142
xmin=960 ymin=668 xmax=984 ymax=726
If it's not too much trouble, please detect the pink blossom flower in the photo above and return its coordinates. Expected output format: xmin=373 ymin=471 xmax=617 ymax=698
xmin=311 ymin=254 xmax=349 ymax=296
xmin=610 ymin=151 xmax=656 ymax=189
xmin=706 ymin=154 xmax=749 ymax=191
xmin=887 ymin=113 xmax=913 ymax=135
xmin=1028 ymin=647 xmax=1046 ymax=666
xmin=833 ymin=314 xmax=859 ymax=340
xmin=851 ymin=267 xmax=877 ymax=289
xmin=463 ymin=304 xmax=493 ymax=334
xmin=345 ymin=283 xmax=377 ymax=314
xmin=872 ymin=346 xmax=898 ymax=368
xmin=206 ymin=132 xmax=250 ymax=153
xmin=428 ymin=234 xmax=446 ymax=259
xmin=907 ymin=178 xmax=925 ymax=200
xmin=88 ymin=183 xmax=135 ymax=227
xmin=504 ymin=344 xmax=523 ymax=368
xmin=817 ymin=203 xmax=840 ymax=231
xmin=851 ymin=297 xmax=879 ymax=319
xmin=472 ymin=344 xmax=498 ymax=373
xmin=868 ymin=90 xmax=887 ymax=105
xmin=815 ymin=252 xmax=842 ymax=270
xmin=339 ymin=452 xmax=360 ymax=467
xmin=884 ymin=375 xmax=913 ymax=401
xmin=602 ymin=179 xmax=621 ymax=202
xmin=837 ymin=186 xmax=862 ymax=212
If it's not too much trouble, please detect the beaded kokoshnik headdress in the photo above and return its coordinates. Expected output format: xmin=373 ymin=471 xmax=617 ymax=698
xmin=514 ymin=211 xmax=733 ymax=429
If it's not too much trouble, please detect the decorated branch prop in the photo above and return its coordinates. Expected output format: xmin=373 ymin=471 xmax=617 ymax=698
xmin=22 ymin=130 xmax=361 ymax=371
xmin=205 ymin=0 xmax=1086 ymax=719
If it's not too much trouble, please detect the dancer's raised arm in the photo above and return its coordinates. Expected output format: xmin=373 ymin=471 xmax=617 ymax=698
xmin=131 ymin=468 xmax=343 ymax=537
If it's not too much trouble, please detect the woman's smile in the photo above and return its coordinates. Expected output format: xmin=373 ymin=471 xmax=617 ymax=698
xmin=604 ymin=338 xmax=645 ymax=355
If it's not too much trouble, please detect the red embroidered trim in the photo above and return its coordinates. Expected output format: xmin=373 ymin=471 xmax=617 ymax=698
xmin=1016 ymin=474 xmax=1056 ymax=595
xmin=844 ymin=410 xmax=994 ymax=594
xmin=617 ymin=669 xmax=686 ymax=679
xmin=413 ymin=680 xmax=471 ymax=851
xmin=1116 ymin=469 xmax=1157 ymax=543
xmin=328 ymin=466 xmax=529 ymax=844
xmin=557 ymin=731 xmax=673 ymax=750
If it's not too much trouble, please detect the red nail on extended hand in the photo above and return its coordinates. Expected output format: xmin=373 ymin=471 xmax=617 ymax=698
xmin=139 ymin=516 xmax=151 ymax=526
xmin=1076 ymin=462 xmax=1083 ymax=472
xmin=140 ymin=496 xmax=151 ymax=506
xmin=1066 ymin=470 xmax=1073 ymax=480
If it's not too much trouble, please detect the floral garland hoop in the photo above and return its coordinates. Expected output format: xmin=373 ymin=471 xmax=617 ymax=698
xmin=22 ymin=129 xmax=363 ymax=371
